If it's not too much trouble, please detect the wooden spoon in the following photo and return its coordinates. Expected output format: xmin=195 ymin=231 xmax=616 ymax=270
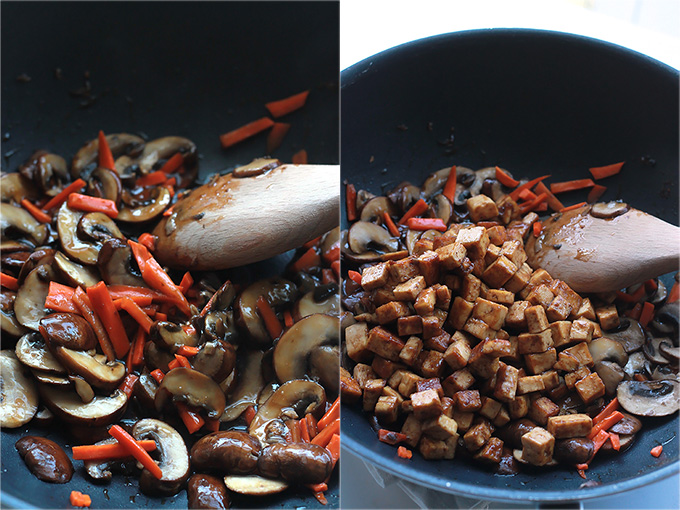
xmin=525 ymin=203 xmax=679 ymax=293
xmin=152 ymin=163 xmax=339 ymax=270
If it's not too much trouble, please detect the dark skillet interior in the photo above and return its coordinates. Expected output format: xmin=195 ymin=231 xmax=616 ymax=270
xmin=1 ymin=1 xmax=338 ymax=509
xmin=341 ymin=29 xmax=678 ymax=502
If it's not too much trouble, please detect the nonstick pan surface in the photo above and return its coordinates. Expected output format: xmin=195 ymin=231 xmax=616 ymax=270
xmin=341 ymin=29 xmax=678 ymax=503
xmin=1 ymin=1 xmax=339 ymax=508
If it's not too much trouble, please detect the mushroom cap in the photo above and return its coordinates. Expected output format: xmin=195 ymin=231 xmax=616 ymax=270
xmin=53 ymin=347 xmax=125 ymax=392
xmin=15 ymin=264 xmax=54 ymax=331
xmin=38 ymin=385 xmax=128 ymax=426
xmin=221 ymin=350 xmax=265 ymax=423
xmin=53 ymin=251 xmax=100 ymax=288
xmin=0 ymin=202 xmax=48 ymax=247
xmin=617 ymin=379 xmax=680 ymax=416
xmin=154 ymin=367 xmax=226 ymax=419
xmin=347 ymin=221 xmax=399 ymax=255
xmin=15 ymin=332 xmax=66 ymax=374
xmin=97 ymin=238 xmax=147 ymax=287
xmin=40 ymin=312 xmax=97 ymax=351
xmin=0 ymin=350 xmax=38 ymax=428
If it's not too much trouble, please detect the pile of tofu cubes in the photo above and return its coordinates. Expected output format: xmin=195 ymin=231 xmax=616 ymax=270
xmin=342 ymin=205 xmax=621 ymax=466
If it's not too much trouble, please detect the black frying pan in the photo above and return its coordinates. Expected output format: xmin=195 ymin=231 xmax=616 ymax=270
xmin=1 ymin=1 xmax=338 ymax=508
xmin=341 ymin=29 xmax=678 ymax=503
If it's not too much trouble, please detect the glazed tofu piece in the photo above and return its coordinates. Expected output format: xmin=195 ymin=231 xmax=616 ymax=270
xmin=527 ymin=284 xmax=555 ymax=309
xmin=505 ymin=300 xmax=530 ymax=330
xmin=422 ymin=414 xmax=459 ymax=440
xmin=414 ymin=286 xmax=437 ymax=315
xmin=460 ymin=274 xmax=482 ymax=302
xmin=452 ymin=410 xmax=475 ymax=433
xmin=397 ymin=315 xmax=423 ymax=336
xmin=463 ymin=317 xmax=497 ymax=341
xmin=399 ymin=336 xmax=423 ymax=366
xmin=546 ymin=295 xmax=573 ymax=322
xmin=486 ymin=225 xmax=507 ymax=246
xmin=564 ymin=366 xmax=591 ymax=389
xmin=548 ymin=279 xmax=582 ymax=315
xmin=363 ymin=378 xmax=387 ymax=412
xmin=463 ymin=420 xmax=493 ymax=451
xmin=455 ymin=389 xmax=482 ymax=412
xmin=474 ymin=436 xmax=504 ymax=464
xmin=374 ymin=395 xmax=399 ymax=424
xmin=424 ymin=330 xmax=452 ymax=353
xmin=416 ymin=378 xmax=444 ymax=399
xmin=501 ymin=240 xmax=527 ymax=268
xmin=525 ymin=305 xmax=550 ymax=333
xmin=457 ymin=226 xmax=490 ymax=259
xmin=416 ymin=250 xmax=440 ymax=286
xmin=393 ymin=276 xmax=427 ymax=302
xmin=553 ymin=351 xmax=582 ymax=373
xmin=417 ymin=350 xmax=446 ymax=378
xmin=340 ymin=367 xmax=362 ymax=404
xmin=400 ymin=414 xmax=423 ymax=448
xmin=433 ymin=284 xmax=452 ymax=309
xmin=484 ymin=243 xmax=502 ymax=265
xmin=419 ymin=435 xmax=458 ymax=460
xmin=497 ymin=194 xmax=521 ymax=224
xmin=562 ymin=342 xmax=594 ymax=367
xmin=493 ymin=406 xmax=511 ymax=427
xmin=547 ymin=414 xmax=593 ymax=438
xmin=443 ymin=336 xmax=472 ymax=370
xmin=540 ymin=370 xmax=560 ymax=391
xmin=595 ymin=304 xmax=620 ymax=331
xmin=375 ymin=301 xmax=411 ymax=324
xmin=361 ymin=261 xmax=390 ymax=290
xmin=524 ymin=348 xmax=557 ymax=374
xmin=574 ymin=298 xmax=597 ymax=321
xmin=397 ymin=371 xmax=425 ymax=397
xmin=448 ymin=296 xmax=475 ymax=330
xmin=436 ymin=241 xmax=468 ymax=271
xmin=508 ymin=394 xmax=530 ymax=419
xmin=481 ymin=338 xmax=513 ymax=357
xmin=353 ymin=363 xmax=377 ymax=388
xmin=550 ymin=321 xmax=573 ymax=348
xmin=485 ymin=288 xmax=514 ymax=306
xmin=479 ymin=396 xmax=503 ymax=420
xmin=467 ymin=194 xmax=499 ymax=222
xmin=521 ymin=427 xmax=555 ymax=466
xmin=517 ymin=375 xmax=546 ymax=395
xmin=518 ymin=329 xmax=553 ymax=354
xmin=367 ymin=326 xmax=405 ymax=361
xmin=569 ymin=318 xmax=594 ymax=343
xmin=442 ymin=369 xmax=476 ymax=395
xmin=528 ymin=396 xmax=559 ymax=426
xmin=472 ymin=297 xmax=509 ymax=330
xmin=482 ymin=255 xmax=517 ymax=288
xmin=505 ymin=262 xmax=533 ymax=294
xmin=372 ymin=356 xmax=402 ymax=379
xmin=411 ymin=388 xmax=443 ymax=420
xmin=574 ymin=372 xmax=606 ymax=404
xmin=493 ymin=362 xmax=520 ymax=402
xmin=389 ymin=257 xmax=421 ymax=283
xmin=346 ymin=322 xmax=372 ymax=363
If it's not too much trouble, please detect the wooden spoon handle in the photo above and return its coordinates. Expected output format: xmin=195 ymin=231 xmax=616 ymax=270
xmin=152 ymin=164 xmax=339 ymax=270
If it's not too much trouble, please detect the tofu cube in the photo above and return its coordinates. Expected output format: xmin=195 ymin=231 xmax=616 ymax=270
xmin=574 ymin=298 xmax=597 ymax=321
xmin=460 ymin=274 xmax=482 ymax=302
xmin=494 ymin=362 xmax=520 ymax=402
xmin=528 ymin=396 xmax=559 ymax=426
xmin=433 ymin=284 xmax=452 ymax=309
xmin=422 ymin=414 xmax=459 ymax=440
xmin=563 ymin=342 xmax=594 ymax=367
xmin=547 ymin=414 xmax=593 ymax=438
xmin=468 ymin=353 xmax=500 ymax=379
xmin=497 ymin=194 xmax=521 ymax=224
xmin=442 ymin=369 xmax=475 ymax=395
xmin=525 ymin=305 xmax=550 ymax=333
xmin=340 ymin=367 xmax=362 ymax=404
xmin=528 ymin=268 xmax=553 ymax=289
xmin=352 ymin=363 xmax=377 ymax=388
xmin=481 ymin=338 xmax=513 ymax=357
xmin=467 ymin=194 xmax=499 ymax=222
xmin=485 ymin=288 xmax=515 ymax=306
xmin=540 ymin=370 xmax=560 ymax=391
xmin=452 ymin=411 xmax=475 ymax=433
xmin=388 ymin=257 xmax=421 ymax=283
xmin=463 ymin=317 xmax=497 ymax=341
xmin=374 ymin=395 xmax=399 ymax=424
xmin=447 ymin=296 xmax=474 ymax=330
xmin=393 ymin=276 xmax=426 ymax=302
xmin=382 ymin=385 xmax=405 ymax=407
xmin=521 ymin=427 xmax=555 ymax=466
xmin=424 ymin=330 xmax=452 ymax=353
xmin=416 ymin=250 xmax=440 ymax=286
xmin=455 ymin=389 xmax=482 ymax=412
xmin=548 ymin=279 xmax=582 ymax=315
xmin=472 ymin=297 xmax=509 ymax=330
xmin=474 ymin=436 xmax=504 ymax=464
xmin=546 ymin=295 xmax=573 ymax=322
xmin=376 ymin=301 xmax=411 ymax=324
xmin=371 ymin=356 xmax=402 ymax=379
xmin=399 ymin=336 xmax=423 ymax=366
xmin=570 ymin=318 xmax=594 ymax=343
xmin=505 ymin=262 xmax=533 ymax=293
xmin=550 ymin=321 xmax=573 ymax=348
xmin=400 ymin=414 xmax=423 ymax=448
xmin=361 ymin=262 xmax=390 ymax=290
xmin=505 ymin=300 xmax=530 ymax=330
xmin=397 ymin=371 xmax=424 ymax=397
xmin=417 ymin=350 xmax=446 ymax=378
xmin=421 ymin=315 xmax=442 ymax=339
xmin=346 ymin=322 xmax=372 ymax=363
xmin=363 ymin=379 xmax=387 ymax=411
xmin=416 ymin=378 xmax=444 ymax=398
xmin=411 ymin=389 xmax=443 ymax=420
xmin=419 ymin=435 xmax=458 ymax=460
xmin=564 ymin=366 xmax=591 ymax=390
xmin=486 ymin=225 xmax=507 ymax=246
xmin=481 ymin=255 xmax=518 ymax=288
xmin=397 ymin=315 xmax=423 ymax=336
xmin=414 ymin=286 xmax=436 ymax=315
xmin=595 ymin=304 xmax=620 ymax=331
xmin=372 ymin=287 xmax=397 ymax=307
xmin=517 ymin=375 xmax=546 ymax=395
xmin=435 ymin=241 xmax=468 ymax=271
xmin=527 ymin=284 xmax=555 ymax=309
xmin=553 ymin=351 xmax=582 ymax=373
xmin=367 ymin=326 xmax=405 ymax=361
xmin=413 ymin=238 xmax=434 ymax=257
xmin=524 ymin=348 xmax=557 ymax=374
xmin=463 ymin=420 xmax=493 ymax=451
xmin=443 ymin=337 xmax=472 ymax=370
xmin=508 ymin=395 xmax=530 ymax=419
xmin=484 ymin=243 xmax=502 ymax=265
xmin=501 ymin=240 xmax=527 ymax=268
xmin=493 ymin=406 xmax=512 ymax=427
xmin=518 ymin=329 xmax=554 ymax=354
xmin=457 ymin=226 xmax=490 ymax=260
xmin=479 ymin=396 xmax=503 ymax=420
xmin=574 ymin=372 xmax=606 ymax=404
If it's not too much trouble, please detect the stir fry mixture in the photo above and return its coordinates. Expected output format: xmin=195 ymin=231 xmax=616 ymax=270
xmin=341 ymin=165 xmax=679 ymax=477
xmin=0 ymin=132 xmax=340 ymax=508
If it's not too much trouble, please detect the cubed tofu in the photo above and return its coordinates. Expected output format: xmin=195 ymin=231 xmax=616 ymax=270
xmin=397 ymin=371 xmax=425 ymax=397
xmin=416 ymin=250 xmax=440 ymax=286
xmin=474 ymin=436 xmax=504 ymax=464
xmin=435 ymin=241 xmax=468 ymax=271
xmin=479 ymin=396 xmax=503 ymax=420
xmin=501 ymin=336 xmax=521 ymax=363
xmin=417 ymin=350 xmax=446 ymax=378
xmin=501 ymin=240 xmax=527 ymax=268
xmin=482 ymin=255 xmax=517 ymax=288
xmin=518 ymin=329 xmax=554 ymax=354
xmin=548 ymin=279 xmax=582 ymax=315
xmin=340 ymin=367 xmax=362 ymax=404
xmin=485 ymin=243 xmax=502 ymax=265
xmin=485 ymin=288 xmax=515 ymax=306
xmin=399 ymin=336 xmax=423 ymax=367
xmin=413 ymin=238 xmax=434 ymax=257
xmin=493 ymin=406 xmax=512 ymax=428
xmin=463 ymin=420 xmax=493 ymax=451
xmin=515 ymin=374 xmax=545 ymax=395
xmin=460 ymin=274 xmax=482 ymax=302
xmin=372 ymin=356 xmax=402 ymax=379
xmin=521 ymin=427 xmax=555 ymax=466
xmin=570 ymin=318 xmax=594 ymax=343
xmin=508 ymin=395 xmax=530 ymax=419
xmin=414 ymin=286 xmax=437 ymax=316
xmin=442 ymin=369 xmax=476 ymax=395
xmin=505 ymin=300 xmax=530 ymax=330
xmin=374 ymin=395 xmax=399 ymax=424
xmin=528 ymin=268 xmax=553 ymax=289
xmin=400 ymin=414 xmax=423 ymax=448
xmin=563 ymin=342 xmax=594 ymax=367
xmin=457 ymin=226 xmax=490 ymax=260
xmin=363 ymin=379 xmax=387 ymax=411
xmin=595 ymin=304 xmax=620 ymax=331
xmin=419 ymin=435 xmax=458 ymax=460
xmin=463 ymin=317 xmax=497 ymax=341
xmin=389 ymin=257 xmax=421 ymax=283
xmin=433 ymin=284 xmax=452 ymax=309
xmin=553 ymin=351 xmax=582 ymax=373
xmin=546 ymin=295 xmax=573 ymax=322
xmin=481 ymin=338 xmax=513 ymax=357
xmin=372 ymin=287 xmax=397 ymax=307
xmin=416 ymin=378 xmax=444 ymax=398
xmin=564 ymin=366 xmax=591 ymax=390
xmin=524 ymin=348 xmax=557 ymax=375
xmin=397 ymin=315 xmax=423 ymax=336
xmin=447 ymin=296 xmax=474 ymax=330
xmin=367 ymin=326 xmax=405 ymax=361
xmin=468 ymin=353 xmax=501 ymax=379
xmin=411 ymin=389 xmax=443 ymax=420
xmin=574 ymin=298 xmax=597 ymax=321
xmin=548 ymin=381 xmax=570 ymax=402
xmin=505 ymin=263 xmax=533 ymax=294
xmin=361 ymin=262 xmax=390 ymax=290
xmin=346 ymin=322 xmax=372 ymax=363
xmin=525 ymin=305 xmax=550 ymax=333
xmin=550 ymin=321 xmax=573 ymax=348
xmin=467 ymin=194 xmax=499 ymax=222
xmin=540 ymin=370 xmax=560 ymax=391
xmin=421 ymin=315 xmax=442 ymax=339
xmin=494 ymin=362 xmax=520 ymax=402
xmin=486 ymin=225 xmax=507 ymax=246
xmin=375 ymin=301 xmax=411 ymax=324
xmin=455 ymin=389 xmax=482 ymax=412
xmin=574 ymin=372 xmax=605 ymax=404
xmin=527 ymin=284 xmax=555 ymax=309
xmin=422 ymin=414 xmax=459 ymax=440
xmin=547 ymin=414 xmax=593 ymax=438
xmin=353 ymin=363 xmax=377 ymax=388
xmin=472 ymin=297 xmax=509 ymax=330
xmin=443 ymin=336 xmax=472 ymax=370
xmin=452 ymin=410 xmax=475 ymax=433
xmin=497 ymin=194 xmax=521 ymax=224
xmin=528 ymin=396 xmax=559 ymax=426
xmin=382 ymin=385 xmax=405 ymax=407
xmin=393 ymin=276 xmax=427 ymax=302
xmin=432 ymin=228 xmax=458 ymax=250
xmin=424 ymin=330 xmax=452 ymax=353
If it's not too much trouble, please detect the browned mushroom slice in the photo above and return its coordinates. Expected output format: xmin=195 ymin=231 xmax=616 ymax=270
xmin=40 ymin=313 xmax=97 ymax=351
xmin=348 ymin=221 xmax=399 ymax=256
xmin=608 ymin=412 xmax=642 ymax=435
xmin=77 ymin=212 xmax=124 ymax=243
xmin=644 ymin=336 xmax=674 ymax=365
xmin=151 ymin=321 xmax=199 ymax=352
xmin=432 ymin=194 xmax=453 ymax=224
xmin=137 ymin=136 xmax=197 ymax=174
xmin=31 ymin=370 xmax=71 ymax=387
xmin=236 ymin=277 xmax=298 ymax=347
xmin=192 ymin=340 xmax=236 ymax=383
xmin=69 ymin=375 xmax=95 ymax=403
xmin=221 ymin=350 xmax=265 ymax=422
xmin=273 ymin=314 xmax=339 ymax=384
xmin=600 ymin=433 xmax=636 ymax=454
xmin=15 ymin=264 xmax=54 ymax=331
xmin=38 ymin=385 xmax=128 ymax=426
xmin=83 ymin=437 xmax=128 ymax=482
xmin=15 ymin=332 xmax=66 ymax=374
xmin=132 ymin=418 xmax=190 ymax=497
xmin=34 ymin=153 xmax=69 ymax=197
xmin=651 ymin=365 xmax=679 ymax=381
xmin=422 ymin=166 xmax=475 ymax=198
xmin=117 ymin=186 xmax=171 ymax=223
xmin=309 ymin=345 xmax=340 ymax=394
xmin=650 ymin=302 xmax=679 ymax=337
xmin=155 ymin=368 xmax=226 ymax=419
xmin=470 ymin=167 xmax=499 ymax=197
xmin=233 ymin=158 xmax=281 ymax=178
xmin=87 ymin=167 xmax=122 ymax=207
xmin=223 ymin=475 xmax=288 ymax=496
xmin=659 ymin=342 xmax=680 ymax=362
xmin=1 ymin=291 xmax=27 ymax=338
xmin=0 ymin=203 xmax=48 ymax=247
xmin=594 ymin=361 xmax=625 ymax=395
xmin=134 ymin=371 xmax=159 ymax=410
xmin=53 ymin=252 xmax=100 ymax=288
xmin=57 ymin=203 xmax=123 ymax=265
xmin=588 ymin=337 xmax=628 ymax=366
xmin=32 ymin=406 xmax=54 ymax=427
xmin=360 ymin=196 xmax=398 ymax=223
xmin=144 ymin=342 xmax=174 ymax=372
xmin=201 ymin=310 xmax=240 ymax=345
xmin=341 ymin=229 xmax=383 ymax=264
xmin=190 ymin=431 xmax=261 ymax=474
xmin=607 ymin=319 xmax=646 ymax=353
xmin=293 ymin=285 xmax=340 ymax=321
xmin=623 ymin=351 xmax=652 ymax=380
xmin=1 ymin=172 xmax=40 ymax=203
xmin=71 ymin=133 xmax=145 ymax=179
xmin=355 ymin=189 xmax=376 ymax=211
xmin=590 ymin=201 xmax=629 ymax=219
xmin=0 ymin=350 xmax=39 ymax=428
xmin=617 ymin=379 xmax=680 ymax=416
xmin=202 ymin=280 xmax=237 ymax=314
xmin=53 ymin=347 xmax=125 ymax=392
xmin=320 ymin=226 xmax=340 ymax=260
xmin=97 ymin=238 xmax=146 ymax=287
xmin=249 ymin=380 xmax=326 ymax=444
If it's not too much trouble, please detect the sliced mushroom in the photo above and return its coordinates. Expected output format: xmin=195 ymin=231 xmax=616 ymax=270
xmin=1 ymin=172 xmax=39 ymax=203
xmin=15 ymin=264 xmax=54 ymax=330
xmin=360 ymin=196 xmax=398 ymax=223
xmin=144 ymin=342 xmax=174 ymax=372
xmin=223 ymin=475 xmax=288 ymax=496
xmin=422 ymin=166 xmax=474 ymax=199
xmin=405 ymin=229 xmax=423 ymax=255
xmin=309 ymin=345 xmax=340 ymax=394
xmin=69 ymin=375 xmax=95 ymax=403
xmin=355 ymin=189 xmax=376 ymax=211
xmin=83 ymin=437 xmax=130 ymax=482
xmin=38 ymin=386 xmax=128 ymax=426
xmin=57 ymin=203 xmax=122 ymax=265
xmin=155 ymin=367 xmax=226 ymax=419
xmin=117 ymin=186 xmax=171 ymax=223
xmin=341 ymin=229 xmax=383 ymax=264
xmin=643 ymin=336 xmax=674 ymax=365
xmin=0 ymin=202 xmax=48 ymax=246
xmin=40 ymin=312 xmax=97 ymax=351
xmin=32 ymin=406 xmax=54 ymax=427
xmin=608 ymin=412 xmax=642 ymax=435
xmin=71 ymin=133 xmax=145 ymax=179
xmin=202 ymin=280 xmax=237 ymax=314
xmin=15 ymin=435 xmax=73 ymax=483
xmin=97 ymin=238 xmax=146 ymax=287
xmin=594 ymin=361 xmax=625 ymax=395
xmin=617 ymin=379 xmax=680 ymax=416
xmin=192 ymin=340 xmax=236 ymax=383
xmin=387 ymin=182 xmax=421 ymax=214
xmin=200 ymin=310 xmax=240 ymax=346
xmin=590 ymin=201 xmax=629 ymax=219
xmin=77 ymin=212 xmax=124 ymax=243
xmin=187 ymin=474 xmax=230 ymax=510
xmin=432 ymin=194 xmax=453 ymax=224
xmin=16 ymin=247 xmax=56 ymax=285
xmin=1 ymin=291 xmax=27 ymax=338
xmin=470 ymin=167 xmax=499 ymax=197
xmin=651 ymin=365 xmax=679 ymax=381
xmin=134 ymin=372 xmax=159 ymax=410
xmin=15 ymin=332 xmax=66 ymax=374
xmin=0 ymin=350 xmax=39 ymax=428
xmin=249 ymin=380 xmax=326 ymax=444
xmin=53 ymin=251 xmax=100 ymax=288
xmin=659 ymin=342 xmax=680 ymax=362
xmin=233 ymin=158 xmax=280 ymax=178
xmin=221 ymin=350 xmax=265 ymax=422
xmin=293 ymin=285 xmax=340 ymax=321
xmin=190 ymin=431 xmax=260 ymax=474
xmin=650 ymin=302 xmax=679 ymax=339
xmin=258 ymin=443 xmax=333 ymax=484
xmin=132 ymin=418 xmax=190 ymax=496
xmin=236 ymin=277 xmax=297 ymax=347
xmin=136 ymin=136 xmax=197 ymax=174
xmin=588 ymin=337 xmax=628 ymax=366
xmin=623 ymin=351 xmax=652 ymax=380
xmin=54 ymin=347 xmax=126 ymax=392
xmin=320 ymin=226 xmax=340 ymax=261
xmin=347 ymin=221 xmax=399 ymax=255
xmin=606 ymin=319 xmax=646 ymax=353
xmin=151 ymin=321 xmax=199 ymax=352
xmin=31 ymin=370 xmax=71 ymax=387
xmin=599 ymin=433 xmax=636 ymax=454
xmin=87 ymin=167 xmax=122 ymax=207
